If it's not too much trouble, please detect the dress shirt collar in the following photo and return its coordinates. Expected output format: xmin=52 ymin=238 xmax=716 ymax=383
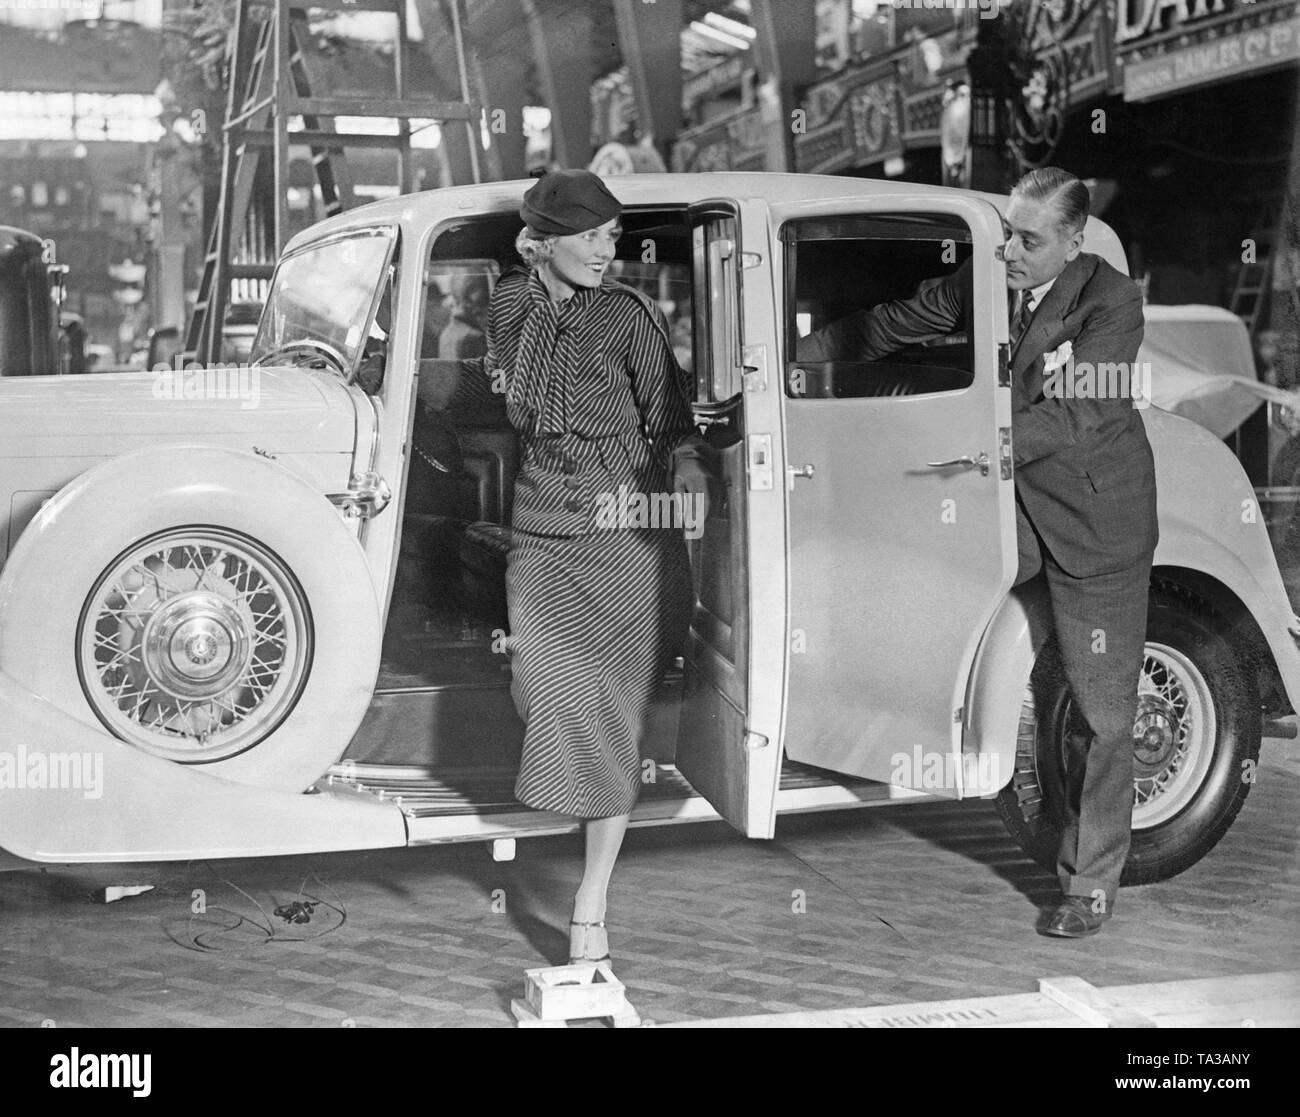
xmin=1023 ymin=274 xmax=1057 ymax=314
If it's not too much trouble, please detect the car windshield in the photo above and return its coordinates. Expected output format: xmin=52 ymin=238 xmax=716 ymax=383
xmin=251 ymin=227 xmax=395 ymax=374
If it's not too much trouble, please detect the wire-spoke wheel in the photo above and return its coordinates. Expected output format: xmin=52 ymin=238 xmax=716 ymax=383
xmin=77 ymin=528 xmax=313 ymax=764
xmin=0 ymin=446 xmax=382 ymax=792
xmin=996 ymin=586 xmax=1260 ymax=885
xmin=1130 ymin=643 xmax=1216 ymax=829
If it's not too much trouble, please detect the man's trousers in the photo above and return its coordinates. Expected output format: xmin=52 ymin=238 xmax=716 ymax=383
xmin=1014 ymin=494 xmax=1153 ymax=912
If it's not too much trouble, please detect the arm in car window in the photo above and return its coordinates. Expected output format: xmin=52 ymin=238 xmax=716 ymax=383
xmin=797 ymin=257 xmax=971 ymax=362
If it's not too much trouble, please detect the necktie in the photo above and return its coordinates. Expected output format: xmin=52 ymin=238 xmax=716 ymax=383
xmin=1011 ymin=291 xmax=1035 ymax=349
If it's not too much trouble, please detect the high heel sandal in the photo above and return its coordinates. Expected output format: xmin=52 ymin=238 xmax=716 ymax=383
xmin=568 ymin=919 xmax=610 ymax=966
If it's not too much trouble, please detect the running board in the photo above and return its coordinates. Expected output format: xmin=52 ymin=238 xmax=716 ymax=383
xmin=321 ymin=762 xmax=937 ymax=847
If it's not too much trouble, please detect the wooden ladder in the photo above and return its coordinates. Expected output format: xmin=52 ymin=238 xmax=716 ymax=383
xmin=184 ymin=0 xmax=481 ymax=365
xmin=1230 ymin=194 xmax=1284 ymax=338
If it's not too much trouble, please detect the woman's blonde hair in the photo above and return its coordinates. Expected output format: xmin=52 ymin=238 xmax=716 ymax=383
xmin=515 ymin=227 xmax=557 ymax=268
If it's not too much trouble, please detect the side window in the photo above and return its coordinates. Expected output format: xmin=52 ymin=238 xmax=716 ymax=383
xmin=692 ymin=216 xmax=740 ymax=403
xmin=416 ymin=209 xmax=706 ymax=406
xmin=422 ymin=259 xmax=498 ymax=361
xmin=418 ymin=226 xmax=504 ymax=413
xmin=605 ymin=257 xmax=692 ymax=373
xmin=784 ymin=213 xmax=974 ymax=399
xmin=355 ymin=262 xmax=397 ymax=393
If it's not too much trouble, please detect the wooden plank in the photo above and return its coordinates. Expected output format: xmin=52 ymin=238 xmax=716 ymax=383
xmin=662 ymin=971 xmax=1300 ymax=1029
xmin=665 ymin=992 xmax=1079 ymax=1029
xmin=292 ymin=0 xmax=403 ymax=12
xmin=236 ymin=130 xmax=415 ymax=150
xmin=1104 ymin=971 xmax=1300 ymax=1029
xmin=1039 ymin=976 xmax=1157 ymax=1029
xmin=290 ymin=97 xmax=475 ymax=121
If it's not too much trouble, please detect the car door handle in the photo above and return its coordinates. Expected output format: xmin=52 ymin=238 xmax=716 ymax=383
xmin=926 ymin=452 xmax=990 ymax=476
xmin=787 ymin=463 xmax=815 ymax=482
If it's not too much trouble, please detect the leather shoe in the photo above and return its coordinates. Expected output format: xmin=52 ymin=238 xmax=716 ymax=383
xmin=1039 ymin=896 xmax=1110 ymax=938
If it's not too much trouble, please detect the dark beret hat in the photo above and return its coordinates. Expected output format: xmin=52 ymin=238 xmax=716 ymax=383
xmin=520 ymin=169 xmax=622 ymax=236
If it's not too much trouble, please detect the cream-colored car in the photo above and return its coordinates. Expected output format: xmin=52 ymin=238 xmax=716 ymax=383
xmin=1 ymin=175 xmax=1296 ymax=884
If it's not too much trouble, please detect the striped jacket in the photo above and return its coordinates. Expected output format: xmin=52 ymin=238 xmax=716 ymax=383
xmin=472 ymin=267 xmax=701 ymax=538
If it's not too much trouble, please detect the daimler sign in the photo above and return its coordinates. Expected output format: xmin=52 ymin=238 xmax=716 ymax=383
xmin=1117 ymin=0 xmax=1231 ymax=44
xmin=1117 ymin=0 xmax=1300 ymax=101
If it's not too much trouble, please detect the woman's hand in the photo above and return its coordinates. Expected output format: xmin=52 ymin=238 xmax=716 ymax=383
xmin=673 ymin=457 xmax=711 ymax=531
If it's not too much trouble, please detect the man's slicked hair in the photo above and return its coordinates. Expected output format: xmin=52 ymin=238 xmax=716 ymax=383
xmin=1012 ymin=167 xmax=1090 ymax=236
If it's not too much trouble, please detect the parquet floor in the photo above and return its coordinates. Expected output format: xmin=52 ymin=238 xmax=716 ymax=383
xmin=1 ymin=730 xmax=1296 ymax=1028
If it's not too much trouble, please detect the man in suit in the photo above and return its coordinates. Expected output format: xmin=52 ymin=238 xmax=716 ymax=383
xmin=800 ymin=167 xmax=1157 ymax=936
xmin=437 ymin=272 xmax=491 ymax=360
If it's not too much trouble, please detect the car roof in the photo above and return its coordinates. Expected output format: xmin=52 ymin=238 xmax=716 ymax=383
xmin=284 ymin=172 xmax=1129 ymax=276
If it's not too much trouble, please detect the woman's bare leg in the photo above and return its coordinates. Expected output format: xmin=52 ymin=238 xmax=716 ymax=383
xmin=570 ymin=812 xmax=630 ymax=959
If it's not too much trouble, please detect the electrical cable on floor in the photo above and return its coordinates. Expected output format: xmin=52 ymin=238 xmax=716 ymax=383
xmin=771 ymin=837 xmax=916 ymax=946
xmin=167 ymin=866 xmax=348 ymax=953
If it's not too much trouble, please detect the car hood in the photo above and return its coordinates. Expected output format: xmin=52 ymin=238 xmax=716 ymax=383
xmin=0 ymin=365 xmax=358 ymax=457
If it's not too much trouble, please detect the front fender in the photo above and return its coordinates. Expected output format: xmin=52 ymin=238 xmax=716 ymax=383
xmin=0 ymin=671 xmax=406 ymax=862
xmin=0 ymin=442 xmax=384 ymax=793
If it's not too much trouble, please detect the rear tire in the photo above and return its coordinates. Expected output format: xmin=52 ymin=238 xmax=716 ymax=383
xmin=995 ymin=586 xmax=1260 ymax=885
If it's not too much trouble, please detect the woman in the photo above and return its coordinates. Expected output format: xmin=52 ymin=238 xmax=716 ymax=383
xmin=488 ymin=169 xmax=708 ymax=965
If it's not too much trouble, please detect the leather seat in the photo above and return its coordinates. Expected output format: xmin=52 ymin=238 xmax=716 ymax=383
xmin=459 ymin=521 xmax=512 ymax=628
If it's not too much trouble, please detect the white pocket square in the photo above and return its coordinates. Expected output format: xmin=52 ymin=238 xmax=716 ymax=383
xmin=1042 ymin=340 xmax=1073 ymax=371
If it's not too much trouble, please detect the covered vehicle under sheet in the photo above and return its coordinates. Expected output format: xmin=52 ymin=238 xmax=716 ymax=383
xmin=1139 ymin=304 xmax=1299 ymax=602
xmin=1141 ymin=303 xmax=1292 ymax=437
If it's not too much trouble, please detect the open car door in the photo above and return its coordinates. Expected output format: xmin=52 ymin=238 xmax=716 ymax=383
xmin=673 ymin=200 xmax=788 ymax=838
xmin=773 ymin=193 xmax=1015 ymax=796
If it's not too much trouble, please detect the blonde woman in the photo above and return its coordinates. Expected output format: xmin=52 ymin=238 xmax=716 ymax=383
xmin=487 ymin=170 xmax=707 ymax=964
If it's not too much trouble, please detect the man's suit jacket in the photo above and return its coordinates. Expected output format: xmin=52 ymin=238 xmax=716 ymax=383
xmin=438 ymin=314 xmax=487 ymax=360
xmin=798 ymin=252 xmax=1158 ymax=578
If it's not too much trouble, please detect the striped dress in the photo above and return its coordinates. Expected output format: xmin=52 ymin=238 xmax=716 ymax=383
xmin=485 ymin=268 xmax=698 ymax=818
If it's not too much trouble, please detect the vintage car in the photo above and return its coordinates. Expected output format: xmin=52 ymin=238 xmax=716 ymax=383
xmin=1 ymin=174 xmax=1297 ymax=886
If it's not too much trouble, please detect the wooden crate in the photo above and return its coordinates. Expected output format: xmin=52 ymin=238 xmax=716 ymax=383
xmin=512 ymin=962 xmax=641 ymax=1029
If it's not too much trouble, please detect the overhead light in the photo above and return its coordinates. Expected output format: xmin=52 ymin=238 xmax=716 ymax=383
xmin=702 ymin=12 xmax=756 ymax=40
xmin=410 ymin=120 xmax=443 ymax=149
xmin=522 ymin=106 xmax=552 ymax=134
xmin=689 ymin=20 xmax=750 ymax=51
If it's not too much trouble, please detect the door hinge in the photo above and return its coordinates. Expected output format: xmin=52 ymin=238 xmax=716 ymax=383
xmin=327 ymin=471 xmax=392 ymax=520
xmin=747 ymin=433 xmax=774 ymax=491
xmin=998 ymin=342 xmax=1010 ymax=387
xmin=953 ymin=705 xmax=965 ymax=723
xmin=998 ymin=426 xmax=1013 ymax=480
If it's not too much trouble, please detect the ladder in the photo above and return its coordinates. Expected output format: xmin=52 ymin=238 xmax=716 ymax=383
xmin=184 ymin=0 xmax=481 ymax=365
xmin=1230 ymin=195 xmax=1283 ymax=338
